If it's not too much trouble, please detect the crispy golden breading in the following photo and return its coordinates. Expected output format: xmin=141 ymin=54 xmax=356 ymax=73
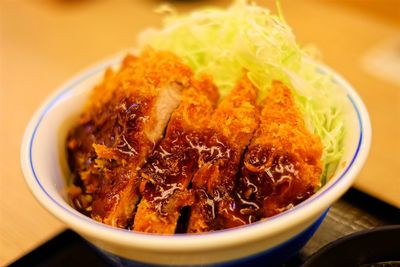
xmin=82 ymin=49 xmax=192 ymax=119
xmin=236 ymin=81 xmax=323 ymax=221
xmin=210 ymin=74 xmax=259 ymax=147
xmin=133 ymin=76 xmax=218 ymax=234
xmin=68 ymin=50 xmax=324 ymax=233
xmin=188 ymin=74 xmax=259 ymax=233
xmin=67 ymin=48 xmax=195 ymax=228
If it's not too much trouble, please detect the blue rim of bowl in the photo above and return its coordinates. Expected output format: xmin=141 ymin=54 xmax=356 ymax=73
xmin=26 ymin=57 xmax=363 ymax=239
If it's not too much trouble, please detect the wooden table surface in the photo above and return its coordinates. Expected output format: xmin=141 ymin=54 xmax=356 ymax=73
xmin=1 ymin=0 xmax=399 ymax=265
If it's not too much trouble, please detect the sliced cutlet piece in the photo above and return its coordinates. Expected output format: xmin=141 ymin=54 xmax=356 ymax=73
xmin=133 ymin=76 xmax=218 ymax=234
xmin=67 ymin=48 xmax=194 ymax=228
xmin=187 ymin=74 xmax=259 ymax=233
xmin=236 ymin=81 xmax=323 ymax=222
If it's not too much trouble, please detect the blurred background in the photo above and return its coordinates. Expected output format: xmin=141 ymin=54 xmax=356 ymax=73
xmin=1 ymin=0 xmax=399 ymax=265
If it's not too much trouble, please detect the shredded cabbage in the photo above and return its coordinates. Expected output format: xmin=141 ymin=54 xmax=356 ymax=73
xmin=139 ymin=0 xmax=346 ymax=184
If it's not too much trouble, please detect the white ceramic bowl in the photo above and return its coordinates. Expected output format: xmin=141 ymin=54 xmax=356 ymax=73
xmin=21 ymin=53 xmax=371 ymax=266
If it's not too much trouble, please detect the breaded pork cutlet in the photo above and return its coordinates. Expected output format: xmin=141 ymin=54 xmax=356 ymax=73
xmin=187 ymin=74 xmax=259 ymax=233
xmin=133 ymin=76 xmax=218 ymax=234
xmin=236 ymin=81 xmax=323 ymax=222
xmin=67 ymin=48 xmax=194 ymax=228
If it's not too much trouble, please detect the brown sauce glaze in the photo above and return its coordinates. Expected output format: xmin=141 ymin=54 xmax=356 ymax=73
xmin=188 ymin=132 xmax=241 ymax=232
xmin=67 ymin=91 xmax=153 ymax=224
xmin=67 ymin=49 xmax=208 ymax=229
xmin=187 ymin=74 xmax=259 ymax=233
xmin=139 ymin=126 xmax=201 ymax=216
xmin=233 ymin=145 xmax=315 ymax=224
xmin=139 ymin=128 xmax=235 ymax=220
xmin=224 ymin=81 xmax=322 ymax=225
xmin=68 ymin=64 xmax=323 ymax=233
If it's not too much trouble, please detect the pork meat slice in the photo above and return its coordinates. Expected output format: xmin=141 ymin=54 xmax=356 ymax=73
xmin=132 ymin=75 xmax=218 ymax=234
xmin=187 ymin=74 xmax=259 ymax=233
xmin=235 ymin=81 xmax=323 ymax=223
xmin=67 ymin=49 xmax=194 ymax=228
